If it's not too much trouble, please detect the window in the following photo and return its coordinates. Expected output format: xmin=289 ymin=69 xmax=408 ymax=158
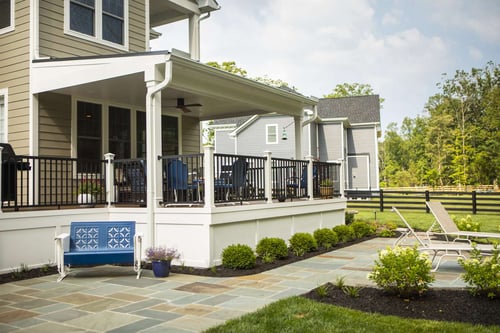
xmin=0 ymin=0 xmax=14 ymax=34
xmin=136 ymin=111 xmax=146 ymax=158
xmin=66 ymin=0 xmax=127 ymax=48
xmin=109 ymin=106 xmax=130 ymax=159
xmin=162 ymin=115 xmax=179 ymax=156
xmin=266 ymin=124 xmax=278 ymax=144
xmin=77 ymin=101 xmax=102 ymax=171
xmin=0 ymin=91 xmax=6 ymax=142
xmin=136 ymin=113 xmax=179 ymax=157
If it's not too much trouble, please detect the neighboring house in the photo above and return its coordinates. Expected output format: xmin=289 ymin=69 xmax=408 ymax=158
xmin=213 ymin=95 xmax=381 ymax=191
xmin=0 ymin=0 xmax=347 ymax=273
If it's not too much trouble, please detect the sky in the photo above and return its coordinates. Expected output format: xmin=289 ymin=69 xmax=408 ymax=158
xmin=150 ymin=0 xmax=500 ymax=132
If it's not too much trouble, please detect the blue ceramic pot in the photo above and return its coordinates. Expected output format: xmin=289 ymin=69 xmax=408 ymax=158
xmin=152 ymin=260 xmax=171 ymax=277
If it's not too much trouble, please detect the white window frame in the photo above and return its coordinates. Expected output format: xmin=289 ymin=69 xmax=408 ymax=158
xmin=266 ymin=124 xmax=278 ymax=144
xmin=0 ymin=89 xmax=8 ymax=142
xmin=0 ymin=0 xmax=15 ymax=35
xmin=64 ymin=0 xmax=129 ymax=51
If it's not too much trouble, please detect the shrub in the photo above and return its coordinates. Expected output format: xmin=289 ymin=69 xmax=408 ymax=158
xmin=256 ymin=237 xmax=288 ymax=263
xmin=289 ymin=232 xmax=317 ymax=256
xmin=350 ymin=221 xmax=375 ymax=238
xmin=313 ymin=228 xmax=338 ymax=249
xmin=459 ymin=244 xmax=500 ymax=299
xmin=375 ymin=221 xmax=397 ymax=237
xmin=368 ymin=246 xmax=435 ymax=298
xmin=221 ymin=244 xmax=256 ymax=269
xmin=345 ymin=211 xmax=355 ymax=225
xmin=454 ymin=215 xmax=481 ymax=232
xmin=333 ymin=225 xmax=355 ymax=243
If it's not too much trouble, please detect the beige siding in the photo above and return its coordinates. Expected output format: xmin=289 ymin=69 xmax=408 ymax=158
xmin=0 ymin=0 xmax=30 ymax=154
xmin=39 ymin=0 xmax=146 ymax=58
xmin=38 ymin=93 xmax=71 ymax=157
xmin=182 ymin=117 xmax=201 ymax=154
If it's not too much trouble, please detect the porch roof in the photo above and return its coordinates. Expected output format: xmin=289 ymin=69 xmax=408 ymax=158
xmin=31 ymin=51 xmax=316 ymax=120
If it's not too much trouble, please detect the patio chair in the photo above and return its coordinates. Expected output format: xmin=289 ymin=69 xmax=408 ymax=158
xmin=426 ymin=201 xmax=500 ymax=243
xmin=214 ymin=158 xmax=248 ymax=201
xmin=392 ymin=207 xmax=494 ymax=271
xmin=124 ymin=160 xmax=146 ymax=205
xmin=286 ymin=165 xmax=316 ymax=198
xmin=165 ymin=159 xmax=193 ymax=203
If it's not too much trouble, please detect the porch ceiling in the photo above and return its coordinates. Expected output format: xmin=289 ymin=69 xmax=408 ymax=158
xmin=32 ymin=52 xmax=315 ymax=120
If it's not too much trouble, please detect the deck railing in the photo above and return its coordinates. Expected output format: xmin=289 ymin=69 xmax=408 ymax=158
xmin=0 ymin=151 xmax=342 ymax=210
xmin=0 ymin=155 xmax=106 ymax=210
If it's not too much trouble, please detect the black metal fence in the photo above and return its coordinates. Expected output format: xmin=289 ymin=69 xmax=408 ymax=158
xmin=345 ymin=189 xmax=500 ymax=214
xmin=1 ymin=155 xmax=106 ymax=210
xmin=159 ymin=154 xmax=204 ymax=205
xmin=213 ymin=153 xmax=266 ymax=204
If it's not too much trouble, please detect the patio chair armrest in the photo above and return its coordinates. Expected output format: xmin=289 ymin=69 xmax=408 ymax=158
xmin=133 ymin=233 xmax=144 ymax=276
xmin=55 ymin=233 xmax=70 ymax=252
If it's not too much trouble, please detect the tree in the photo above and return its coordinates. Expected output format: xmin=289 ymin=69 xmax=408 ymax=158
xmin=324 ymin=83 xmax=385 ymax=106
xmin=206 ymin=61 xmax=247 ymax=77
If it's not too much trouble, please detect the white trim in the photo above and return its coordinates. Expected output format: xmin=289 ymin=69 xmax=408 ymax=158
xmin=0 ymin=89 xmax=8 ymax=142
xmin=266 ymin=124 xmax=278 ymax=145
xmin=63 ymin=0 xmax=129 ymax=51
xmin=0 ymin=0 xmax=15 ymax=35
xmin=372 ymin=126 xmax=380 ymax=190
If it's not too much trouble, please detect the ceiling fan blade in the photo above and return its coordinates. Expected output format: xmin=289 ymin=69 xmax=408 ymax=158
xmin=180 ymin=106 xmax=191 ymax=113
xmin=184 ymin=103 xmax=202 ymax=107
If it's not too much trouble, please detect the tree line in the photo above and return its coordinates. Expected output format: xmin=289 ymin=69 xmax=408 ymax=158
xmin=380 ymin=61 xmax=499 ymax=188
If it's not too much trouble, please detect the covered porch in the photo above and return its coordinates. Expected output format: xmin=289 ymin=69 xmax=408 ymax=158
xmin=0 ymin=51 xmax=347 ymax=273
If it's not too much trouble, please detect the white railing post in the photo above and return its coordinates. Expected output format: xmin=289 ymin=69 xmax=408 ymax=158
xmin=264 ymin=151 xmax=273 ymax=203
xmin=203 ymin=145 xmax=215 ymax=208
xmin=306 ymin=156 xmax=314 ymax=200
xmin=104 ymin=153 xmax=115 ymax=207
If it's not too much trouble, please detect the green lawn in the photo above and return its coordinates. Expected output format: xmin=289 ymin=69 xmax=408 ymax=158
xmin=204 ymin=296 xmax=499 ymax=333
xmin=353 ymin=209 xmax=500 ymax=233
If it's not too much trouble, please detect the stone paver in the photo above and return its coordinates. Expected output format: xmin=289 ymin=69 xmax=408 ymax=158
xmin=0 ymin=238 xmax=467 ymax=332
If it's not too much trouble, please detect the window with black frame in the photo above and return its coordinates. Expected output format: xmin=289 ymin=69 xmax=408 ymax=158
xmin=77 ymin=101 xmax=102 ymax=172
xmin=109 ymin=106 xmax=130 ymax=159
xmin=0 ymin=0 xmax=13 ymax=33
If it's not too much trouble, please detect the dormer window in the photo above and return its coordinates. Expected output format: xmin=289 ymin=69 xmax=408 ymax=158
xmin=0 ymin=0 xmax=14 ymax=35
xmin=65 ymin=0 xmax=128 ymax=49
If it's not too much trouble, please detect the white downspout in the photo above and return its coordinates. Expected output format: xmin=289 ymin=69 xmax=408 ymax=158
xmin=145 ymin=60 xmax=172 ymax=247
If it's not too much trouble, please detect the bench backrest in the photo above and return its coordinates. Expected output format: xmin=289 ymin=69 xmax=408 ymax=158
xmin=69 ymin=221 xmax=135 ymax=252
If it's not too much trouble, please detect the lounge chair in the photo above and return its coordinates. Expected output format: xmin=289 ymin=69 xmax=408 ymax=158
xmin=392 ymin=207 xmax=493 ymax=271
xmin=214 ymin=158 xmax=248 ymax=201
xmin=426 ymin=201 xmax=500 ymax=243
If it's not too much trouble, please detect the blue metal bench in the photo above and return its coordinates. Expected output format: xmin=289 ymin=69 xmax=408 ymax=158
xmin=55 ymin=221 xmax=142 ymax=282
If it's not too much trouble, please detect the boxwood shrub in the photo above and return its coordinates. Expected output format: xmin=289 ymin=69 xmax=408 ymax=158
xmin=332 ymin=225 xmax=356 ymax=243
xmin=313 ymin=228 xmax=338 ymax=250
xmin=289 ymin=232 xmax=317 ymax=256
xmin=350 ymin=221 xmax=376 ymax=238
xmin=221 ymin=244 xmax=256 ymax=269
xmin=256 ymin=237 xmax=288 ymax=263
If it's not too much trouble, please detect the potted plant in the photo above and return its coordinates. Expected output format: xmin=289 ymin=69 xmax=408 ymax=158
xmin=320 ymin=179 xmax=334 ymax=198
xmin=76 ymin=178 xmax=103 ymax=205
xmin=145 ymin=246 xmax=180 ymax=277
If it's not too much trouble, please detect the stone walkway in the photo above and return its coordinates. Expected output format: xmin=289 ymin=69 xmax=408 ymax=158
xmin=0 ymin=237 xmax=466 ymax=333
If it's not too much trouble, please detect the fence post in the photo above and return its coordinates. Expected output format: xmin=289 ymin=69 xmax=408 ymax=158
xmin=425 ymin=190 xmax=430 ymax=213
xmin=264 ymin=151 xmax=273 ymax=204
xmin=203 ymin=145 xmax=215 ymax=208
xmin=379 ymin=189 xmax=384 ymax=212
xmin=472 ymin=191 xmax=477 ymax=214
xmin=104 ymin=153 xmax=115 ymax=208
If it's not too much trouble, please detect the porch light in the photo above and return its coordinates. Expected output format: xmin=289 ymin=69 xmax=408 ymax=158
xmin=282 ymin=128 xmax=288 ymax=140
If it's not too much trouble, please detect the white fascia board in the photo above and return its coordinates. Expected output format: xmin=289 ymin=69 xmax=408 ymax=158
xmin=318 ymin=117 xmax=351 ymax=126
xmin=230 ymin=115 xmax=259 ymax=136
xmin=350 ymin=122 xmax=380 ymax=127
xmin=31 ymin=53 xmax=169 ymax=93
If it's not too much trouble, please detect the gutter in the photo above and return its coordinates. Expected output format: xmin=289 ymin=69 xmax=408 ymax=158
xmin=145 ymin=60 xmax=173 ymax=247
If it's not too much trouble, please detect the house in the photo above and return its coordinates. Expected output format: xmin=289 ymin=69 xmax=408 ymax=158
xmin=0 ymin=0 xmax=346 ymax=273
xmin=213 ymin=95 xmax=381 ymax=191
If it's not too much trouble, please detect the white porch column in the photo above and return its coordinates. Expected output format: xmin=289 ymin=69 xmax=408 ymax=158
xmin=264 ymin=151 xmax=273 ymax=204
xmin=189 ymin=14 xmax=200 ymax=61
xmin=203 ymin=145 xmax=215 ymax=208
xmin=104 ymin=152 xmax=115 ymax=207
xmin=306 ymin=156 xmax=314 ymax=201
xmin=145 ymin=63 xmax=170 ymax=247
xmin=294 ymin=115 xmax=302 ymax=159
xmin=339 ymin=159 xmax=345 ymax=197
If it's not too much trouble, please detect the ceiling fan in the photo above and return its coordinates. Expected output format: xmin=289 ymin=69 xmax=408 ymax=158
xmin=170 ymin=98 xmax=202 ymax=113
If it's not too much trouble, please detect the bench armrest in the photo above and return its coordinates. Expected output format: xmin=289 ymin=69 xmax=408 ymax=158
xmin=55 ymin=233 xmax=70 ymax=252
